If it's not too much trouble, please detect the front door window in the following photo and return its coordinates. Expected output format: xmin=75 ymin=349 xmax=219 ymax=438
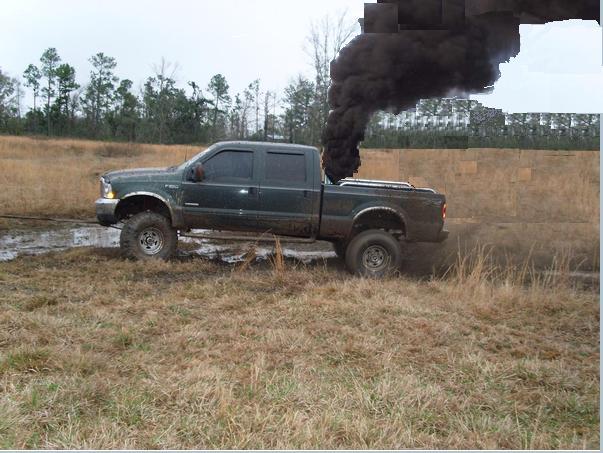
xmin=204 ymin=150 xmax=253 ymax=182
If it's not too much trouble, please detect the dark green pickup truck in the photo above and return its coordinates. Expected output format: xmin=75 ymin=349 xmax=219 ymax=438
xmin=96 ymin=141 xmax=448 ymax=276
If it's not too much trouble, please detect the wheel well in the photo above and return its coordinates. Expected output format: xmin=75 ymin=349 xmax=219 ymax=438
xmin=351 ymin=209 xmax=406 ymax=238
xmin=115 ymin=196 xmax=171 ymax=223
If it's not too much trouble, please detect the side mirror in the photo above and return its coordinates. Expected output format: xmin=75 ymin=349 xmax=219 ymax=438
xmin=191 ymin=163 xmax=205 ymax=182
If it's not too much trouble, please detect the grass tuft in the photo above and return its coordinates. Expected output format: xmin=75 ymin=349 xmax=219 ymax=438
xmin=0 ymin=348 xmax=51 ymax=373
xmin=270 ymin=237 xmax=286 ymax=277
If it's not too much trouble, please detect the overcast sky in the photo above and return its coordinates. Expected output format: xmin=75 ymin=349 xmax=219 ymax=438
xmin=1 ymin=0 xmax=601 ymax=114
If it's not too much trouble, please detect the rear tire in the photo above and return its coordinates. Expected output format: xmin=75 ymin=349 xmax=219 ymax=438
xmin=345 ymin=230 xmax=402 ymax=278
xmin=120 ymin=212 xmax=178 ymax=261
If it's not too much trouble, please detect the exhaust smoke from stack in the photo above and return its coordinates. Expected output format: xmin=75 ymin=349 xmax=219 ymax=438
xmin=323 ymin=0 xmax=600 ymax=182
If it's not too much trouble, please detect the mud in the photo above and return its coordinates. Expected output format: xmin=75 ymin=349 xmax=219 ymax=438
xmin=0 ymin=225 xmax=337 ymax=264
xmin=1 ymin=225 xmax=598 ymax=289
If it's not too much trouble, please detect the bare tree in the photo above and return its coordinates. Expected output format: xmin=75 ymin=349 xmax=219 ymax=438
xmin=151 ymin=58 xmax=180 ymax=143
xmin=305 ymin=10 xmax=357 ymax=89
xmin=249 ymin=79 xmax=261 ymax=136
xmin=263 ymin=90 xmax=271 ymax=141
xmin=13 ymin=79 xmax=24 ymax=118
xmin=305 ymin=10 xmax=357 ymax=143
xmin=241 ymin=85 xmax=253 ymax=138
xmin=152 ymin=58 xmax=180 ymax=85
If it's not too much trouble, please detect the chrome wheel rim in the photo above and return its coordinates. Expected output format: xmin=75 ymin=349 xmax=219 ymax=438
xmin=362 ymin=245 xmax=389 ymax=271
xmin=138 ymin=227 xmax=164 ymax=255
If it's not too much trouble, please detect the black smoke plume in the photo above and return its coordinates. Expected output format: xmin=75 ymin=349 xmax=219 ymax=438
xmin=323 ymin=0 xmax=600 ymax=182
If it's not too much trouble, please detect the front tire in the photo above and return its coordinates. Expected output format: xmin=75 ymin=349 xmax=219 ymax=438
xmin=345 ymin=230 xmax=402 ymax=278
xmin=120 ymin=212 xmax=178 ymax=261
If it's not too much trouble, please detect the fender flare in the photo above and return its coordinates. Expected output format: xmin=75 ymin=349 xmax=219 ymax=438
xmin=350 ymin=206 xmax=408 ymax=237
xmin=119 ymin=191 xmax=177 ymax=224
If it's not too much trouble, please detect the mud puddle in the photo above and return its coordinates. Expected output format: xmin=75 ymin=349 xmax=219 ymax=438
xmin=1 ymin=226 xmax=598 ymax=288
xmin=0 ymin=225 xmax=336 ymax=264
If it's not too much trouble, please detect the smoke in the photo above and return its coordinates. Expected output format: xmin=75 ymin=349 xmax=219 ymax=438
xmin=323 ymin=0 xmax=600 ymax=182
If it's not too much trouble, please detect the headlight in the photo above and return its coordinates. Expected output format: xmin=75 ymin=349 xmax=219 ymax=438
xmin=100 ymin=177 xmax=114 ymax=199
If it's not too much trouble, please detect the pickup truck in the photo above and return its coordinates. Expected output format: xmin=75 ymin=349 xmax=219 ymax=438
xmin=96 ymin=141 xmax=448 ymax=277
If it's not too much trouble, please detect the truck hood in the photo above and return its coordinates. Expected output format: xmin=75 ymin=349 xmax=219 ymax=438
xmin=103 ymin=167 xmax=178 ymax=182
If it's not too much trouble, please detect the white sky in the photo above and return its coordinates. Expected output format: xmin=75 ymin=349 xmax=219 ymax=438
xmin=1 ymin=0 xmax=601 ymax=114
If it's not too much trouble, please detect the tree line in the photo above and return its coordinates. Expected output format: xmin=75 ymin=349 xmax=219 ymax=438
xmin=0 ymin=13 xmax=356 ymax=147
xmin=363 ymin=100 xmax=600 ymax=150
xmin=0 ymin=12 xmax=598 ymax=151
xmin=0 ymin=50 xmax=308 ymax=145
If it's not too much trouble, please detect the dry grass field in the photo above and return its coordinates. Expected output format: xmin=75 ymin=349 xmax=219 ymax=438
xmin=0 ymin=136 xmax=200 ymax=219
xmin=0 ymin=135 xmax=599 ymax=448
xmin=0 ymin=247 xmax=599 ymax=449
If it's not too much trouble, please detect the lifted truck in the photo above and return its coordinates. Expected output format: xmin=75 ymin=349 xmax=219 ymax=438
xmin=96 ymin=141 xmax=448 ymax=277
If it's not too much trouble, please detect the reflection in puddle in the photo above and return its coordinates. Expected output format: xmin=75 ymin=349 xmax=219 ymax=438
xmin=0 ymin=226 xmax=336 ymax=264
xmin=0 ymin=227 xmax=120 ymax=261
xmin=179 ymin=235 xmax=336 ymax=264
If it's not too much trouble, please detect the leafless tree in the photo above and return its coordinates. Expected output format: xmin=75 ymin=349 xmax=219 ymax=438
xmin=305 ymin=10 xmax=357 ymax=90
xmin=249 ymin=79 xmax=261 ymax=136
xmin=305 ymin=10 xmax=358 ymax=143
xmin=151 ymin=58 xmax=180 ymax=143
xmin=13 ymin=79 xmax=24 ymax=118
xmin=263 ymin=90 xmax=271 ymax=141
xmin=152 ymin=58 xmax=180 ymax=84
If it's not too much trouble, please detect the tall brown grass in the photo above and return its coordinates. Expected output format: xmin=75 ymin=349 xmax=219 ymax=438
xmin=0 ymin=136 xmax=202 ymax=218
xmin=444 ymin=242 xmax=596 ymax=294
xmin=1 ymin=136 xmax=598 ymax=225
xmin=270 ymin=237 xmax=286 ymax=277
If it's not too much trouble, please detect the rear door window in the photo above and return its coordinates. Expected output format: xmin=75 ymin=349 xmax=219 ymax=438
xmin=265 ymin=152 xmax=306 ymax=184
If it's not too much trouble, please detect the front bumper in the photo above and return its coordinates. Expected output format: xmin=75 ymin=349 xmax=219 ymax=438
xmin=95 ymin=198 xmax=119 ymax=226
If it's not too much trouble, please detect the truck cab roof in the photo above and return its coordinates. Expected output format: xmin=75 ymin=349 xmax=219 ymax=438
xmin=211 ymin=141 xmax=320 ymax=154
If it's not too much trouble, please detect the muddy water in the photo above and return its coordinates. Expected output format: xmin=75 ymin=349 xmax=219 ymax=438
xmin=0 ymin=226 xmax=120 ymax=261
xmin=1 ymin=226 xmax=598 ymax=288
xmin=0 ymin=225 xmax=337 ymax=264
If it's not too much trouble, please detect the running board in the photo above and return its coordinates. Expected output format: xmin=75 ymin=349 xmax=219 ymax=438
xmin=180 ymin=231 xmax=317 ymax=244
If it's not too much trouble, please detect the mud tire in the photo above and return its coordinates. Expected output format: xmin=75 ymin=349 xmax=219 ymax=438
xmin=345 ymin=230 xmax=402 ymax=278
xmin=120 ymin=212 xmax=177 ymax=261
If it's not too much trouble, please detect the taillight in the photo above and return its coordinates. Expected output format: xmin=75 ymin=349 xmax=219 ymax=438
xmin=442 ymin=203 xmax=447 ymax=220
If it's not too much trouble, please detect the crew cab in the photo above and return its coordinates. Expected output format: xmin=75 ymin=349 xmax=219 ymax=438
xmin=96 ymin=141 xmax=448 ymax=276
